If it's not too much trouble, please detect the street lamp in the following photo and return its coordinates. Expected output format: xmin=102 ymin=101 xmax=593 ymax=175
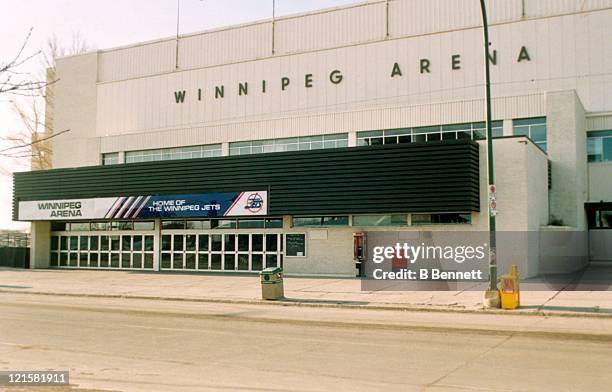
xmin=479 ymin=0 xmax=500 ymax=307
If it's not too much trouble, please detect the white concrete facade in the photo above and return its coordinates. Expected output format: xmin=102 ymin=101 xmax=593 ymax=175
xmin=29 ymin=0 xmax=612 ymax=276
xmin=49 ymin=1 xmax=612 ymax=168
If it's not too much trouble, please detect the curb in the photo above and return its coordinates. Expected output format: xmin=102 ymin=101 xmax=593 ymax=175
xmin=4 ymin=290 xmax=612 ymax=343
xmin=2 ymin=288 xmax=612 ymax=319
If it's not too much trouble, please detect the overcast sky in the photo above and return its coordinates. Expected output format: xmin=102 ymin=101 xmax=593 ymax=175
xmin=0 ymin=0 xmax=362 ymax=231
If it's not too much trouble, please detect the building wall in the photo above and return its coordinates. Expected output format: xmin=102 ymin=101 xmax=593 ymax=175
xmin=37 ymin=0 xmax=612 ymax=275
xmin=53 ymin=52 xmax=99 ymax=168
xmin=589 ymin=163 xmax=612 ymax=201
xmin=587 ymin=113 xmax=612 ymax=203
xmin=587 ymin=114 xmax=612 ymax=131
xmin=96 ymin=94 xmax=545 ymax=157
xmin=547 ymin=90 xmax=588 ymax=229
xmin=492 ymin=138 xmax=549 ymax=231
xmin=539 ymin=226 xmax=589 ymax=274
xmin=92 ymin=10 xmax=611 ymax=138
xmin=30 ymin=221 xmax=50 ymax=269
xmin=283 ymin=137 xmax=549 ymax=277
xmin=527 ymin=143 xmax=550 ymax=230
xmin=15 ymin=142 xmax=481 ymax=217
xmin=50 ymin=2 xmax=612 ymax=168
xmin=493 ymin=139 xmax=530 ymax=231
xmin=487 ymin=137 xmax=549 ymax=277
xmin=24 ymin=137 xmax=563 ymax=277
xmin=539 ymin=91 xmax=591 ymax=273
xmin=284 ymin=225 xmax=355 ymax=276
xmin=93 ymin=0 xmax=612 ymax=83
xmin=589 ymin=229 xmax=612 ymax=262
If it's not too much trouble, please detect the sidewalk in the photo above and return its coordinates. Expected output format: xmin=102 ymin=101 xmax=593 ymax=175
xmin=1 ymin=266 xmax=611 ymax=317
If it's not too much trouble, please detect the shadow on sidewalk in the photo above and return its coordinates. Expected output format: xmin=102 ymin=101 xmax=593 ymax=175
xmin=521 ymin=264 xmax=612 ymax=291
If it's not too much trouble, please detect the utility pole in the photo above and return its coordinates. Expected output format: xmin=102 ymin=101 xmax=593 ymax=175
xmin=479 ymin=0 xmax=500 ymax=308
xmin=175 ymin=0 xmax=180 ymax=69
xmin=272 ymin=0 xmax=276 ymax=54
xmin=385 ymin=0 xmax=389 ymax=39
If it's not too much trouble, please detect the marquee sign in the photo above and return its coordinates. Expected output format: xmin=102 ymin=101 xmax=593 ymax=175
xmin=18 ymin=191 xmax=268 ymax=221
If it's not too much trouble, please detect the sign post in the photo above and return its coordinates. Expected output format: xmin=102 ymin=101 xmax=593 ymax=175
xmin=480 ymin=0 xmax=500 ymax=308
xmin=489 ymin=184 xmax=497 ymax=217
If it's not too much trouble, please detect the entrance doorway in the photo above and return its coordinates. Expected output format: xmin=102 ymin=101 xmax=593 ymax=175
xmin=160 ymin=232 xmax=283 ymax=272
xmin=586 ymin=204 xmax=612 ymax=263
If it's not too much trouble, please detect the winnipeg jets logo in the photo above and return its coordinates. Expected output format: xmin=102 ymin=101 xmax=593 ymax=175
xmin=245 ymin=193 xmax=264 ymax=213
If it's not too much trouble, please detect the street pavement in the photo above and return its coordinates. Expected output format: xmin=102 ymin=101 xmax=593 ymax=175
xmin=2 ymin=293 xmax=612 ymax=392
xmin=0 ymin=266 xmax=611 ymax=316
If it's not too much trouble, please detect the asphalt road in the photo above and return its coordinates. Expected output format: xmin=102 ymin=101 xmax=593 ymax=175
xmin=1 ymin=294 xmax=611 ymax=392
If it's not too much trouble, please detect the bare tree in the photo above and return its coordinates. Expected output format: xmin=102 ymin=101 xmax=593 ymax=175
xmin=2 ymin=98 xmax=49 ymax=170
xmin=1 ymin=31 xmax=90 ymax=170
xmin=0 ymin=28 xmax=47 ymax=97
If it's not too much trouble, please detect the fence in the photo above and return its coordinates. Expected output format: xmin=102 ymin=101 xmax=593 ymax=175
xmin=0 ymin=247 xmax=29 ymax=268
xmin=0 ymin=232 xmax=30 ymax=248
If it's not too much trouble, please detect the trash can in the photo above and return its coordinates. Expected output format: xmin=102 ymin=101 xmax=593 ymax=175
xmin=260 ymin=267 xmax=284 ymax=300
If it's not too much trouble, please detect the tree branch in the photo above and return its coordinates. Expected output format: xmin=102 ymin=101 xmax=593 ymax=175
xmin=0 ymin=27 xmax=49 ymax=97
xmin=0 ymin=129 xmax=70 ymax=155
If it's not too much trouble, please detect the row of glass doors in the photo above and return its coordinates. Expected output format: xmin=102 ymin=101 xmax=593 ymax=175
xmin=49 ymin=231 xmax=284 ymax=272
xmin=161 ymin=233 xmax=283 ymax=271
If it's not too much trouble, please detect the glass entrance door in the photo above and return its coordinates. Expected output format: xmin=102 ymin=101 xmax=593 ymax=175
xmin=50 ymin=232 xmax=155 ymax=270
xmin=161 ymin=232 xmax=283 ymax=272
